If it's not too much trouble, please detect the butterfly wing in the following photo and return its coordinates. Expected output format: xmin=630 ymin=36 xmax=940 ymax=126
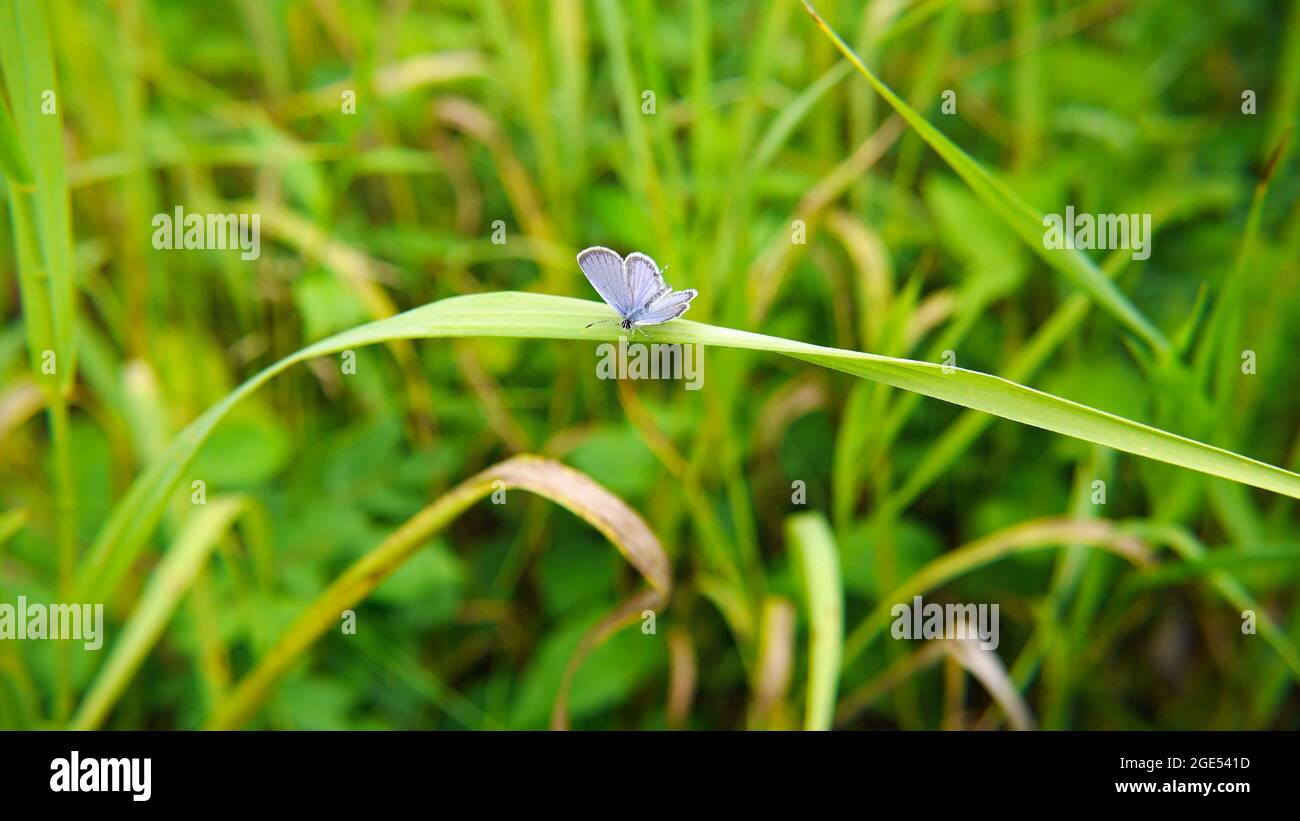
xmin=633 ymin=287 xmax=698 ymax=325
xmin=578 ymin=246 xmax=635 ymax=316
xmin=624 ymin=252 xmax=668 ymax=310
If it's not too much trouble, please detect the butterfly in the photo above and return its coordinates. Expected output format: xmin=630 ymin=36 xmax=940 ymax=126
xmin=578 ymin=246 xmax=698 ymax=333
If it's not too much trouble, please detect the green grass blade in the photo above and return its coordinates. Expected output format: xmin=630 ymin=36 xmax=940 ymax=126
xmin=1132 ymin=545 xmax=1300 ymax=587
xmin=748 ymin=61 xmax=851 ymax=176
xmin=798 ymin=0 xmax=1169 ymax=354
xmin=0 ymin=98 xmax=33 ymax=187
xmin=1 ymin=0 xmax=79 ymax=720
xmin=0 ymin=0 xmax=76 ymax=386
xmin=71 ymin=497 xmax=248 ymax=730
xmin=79 ymin=292 xmax=1300 ymax=606
xmin=786 ymin=512 xmax=842 ymax=731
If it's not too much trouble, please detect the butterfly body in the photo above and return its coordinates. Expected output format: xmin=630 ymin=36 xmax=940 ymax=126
xmin=578 ymin=246 xmax=697 ymax=331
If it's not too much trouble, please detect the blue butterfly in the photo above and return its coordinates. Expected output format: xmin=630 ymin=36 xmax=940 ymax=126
xmin=578 ymin=246 xmax=698 ymax=333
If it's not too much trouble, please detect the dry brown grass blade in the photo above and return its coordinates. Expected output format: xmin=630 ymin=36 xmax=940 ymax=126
xmin=748 ymin=596 xmax=797 ymax=729
xmin=278 ymin=51 xmax=491 ymax=118
xmin=665 ymin=627 xmax=697 ymax=730
xmin=0 ymin=379 xmax=44 ymax=442
xmin=834 ymin=637 xmax=1036 ymax=730
xmin=824 ymin=210 xmax=893 ymax=351
xmin=497 ymin=457 xmax=671 ymax=594
xmin=942 ymin=638 xmax=1036 ymax=731
xmin=208 ymin=455 xmax=670 ymax=729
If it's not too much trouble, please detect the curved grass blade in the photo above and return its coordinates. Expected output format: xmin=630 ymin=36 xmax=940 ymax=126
xmin=207 ymin=455 xmax=670 ymax=729
xmin=80 ymin=292 xmax=1300 ymax=611
xmin=843 ymin=517 xmax=1153 ymax=668
xmin=942 ymin=638 xmax=1036 ymax=731
xmin=550 ymin=588 xmax=664 ymax=730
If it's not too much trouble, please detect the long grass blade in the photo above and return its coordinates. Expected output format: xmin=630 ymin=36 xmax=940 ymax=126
xmin=798 ymin=0 xmax=1169 ymax=354
xmin=71 ymin=497 xmax=249 ymax=730
xmin=79 ymin=292 xmax=1300 ymax=611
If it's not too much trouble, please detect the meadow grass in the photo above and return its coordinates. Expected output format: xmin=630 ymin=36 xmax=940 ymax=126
xmin=1 ymin=0 xmax=1299 ymax=730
